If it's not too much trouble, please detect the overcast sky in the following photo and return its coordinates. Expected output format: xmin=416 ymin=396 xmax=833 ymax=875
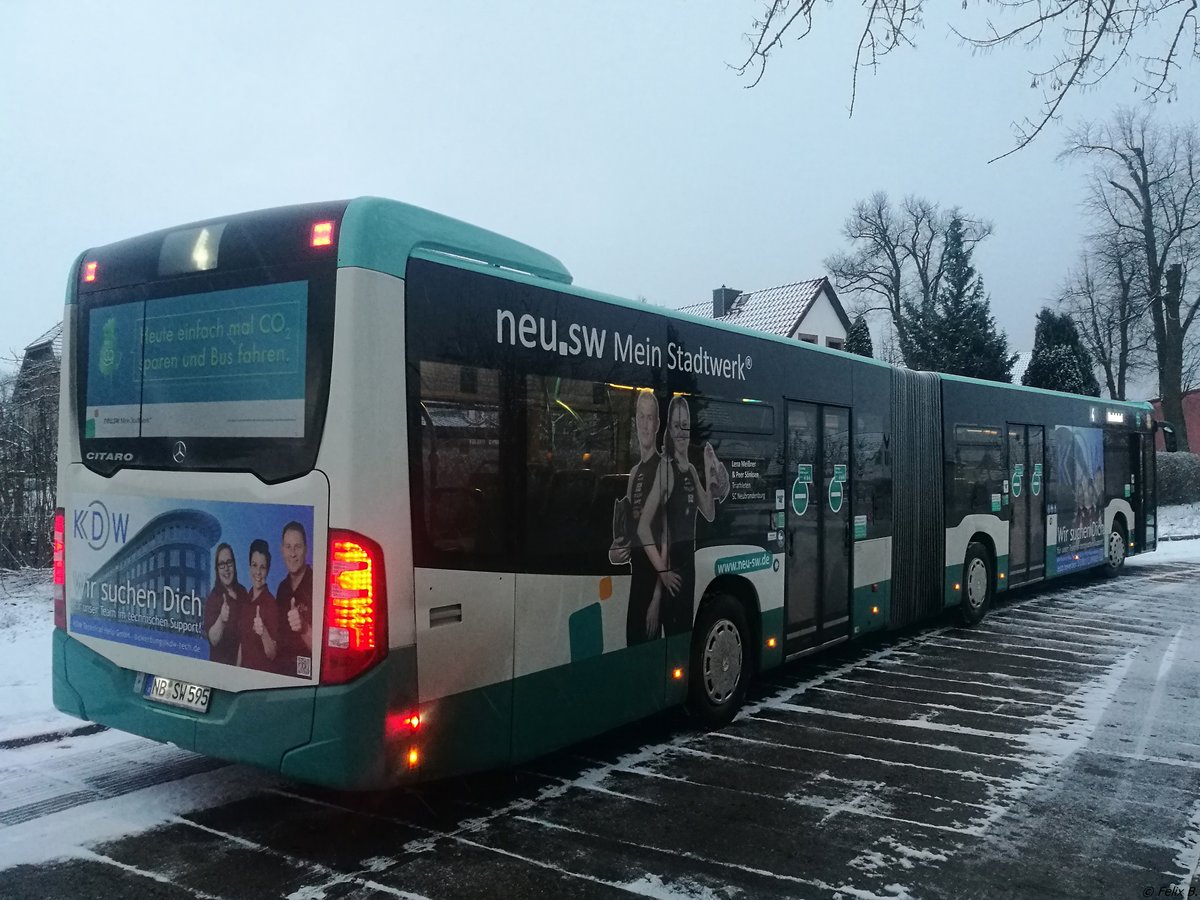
xmin=2 ymin=2 xmax=1193 ymax=389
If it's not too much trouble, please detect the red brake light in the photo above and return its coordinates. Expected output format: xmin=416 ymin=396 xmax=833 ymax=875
xmin=320 ymin=529 xmax=386 ymax=684
xmin=82 ymin=261 xmax=98 ymax=283
xmin=53 ymin=508 xmax=66 ymax=629
xmin=310 ymin=221 xmax=334 ymax=248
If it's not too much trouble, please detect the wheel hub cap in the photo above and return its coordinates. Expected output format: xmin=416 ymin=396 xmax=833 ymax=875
xmin=967 ymin=558 xmax=988 ymax=608
xmin=1109 ymin=532 xmax=1125 ymax=567
xmin=704 ymin=621 xmax=743 ymax=703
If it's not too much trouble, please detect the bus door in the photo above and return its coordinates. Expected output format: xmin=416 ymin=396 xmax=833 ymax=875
xmin=784 ymin=402 xmax=851 ymax=653
xmin=1129 ymin=432 xmax=1147 ymax=548
xmin=1006 ymin=424 xmax=1045 ymax=585
xmin=1141 ymin=434 xmax=1156 ymax=548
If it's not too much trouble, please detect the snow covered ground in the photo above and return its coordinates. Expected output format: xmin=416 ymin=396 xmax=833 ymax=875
xmin=1160 ymin=503 xmax=1200 ymax=539
xmin=0 ymin=570 xmax=76 ymax=745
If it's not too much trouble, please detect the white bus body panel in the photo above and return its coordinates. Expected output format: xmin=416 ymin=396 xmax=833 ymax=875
xmin=317 ymin=267 xmax=415 ymax=649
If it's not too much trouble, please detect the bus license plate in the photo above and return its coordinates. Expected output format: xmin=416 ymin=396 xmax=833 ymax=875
xmin=143 ymin=675 xmax=211 ymax=713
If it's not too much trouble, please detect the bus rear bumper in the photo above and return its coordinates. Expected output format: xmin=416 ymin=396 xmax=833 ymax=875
xmin=51 ymin=629 xmax=418 ymax=790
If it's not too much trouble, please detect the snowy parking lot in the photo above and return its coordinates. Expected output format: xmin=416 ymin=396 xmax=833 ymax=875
xmin=1 ymin=534 xmax=1199 ymax=899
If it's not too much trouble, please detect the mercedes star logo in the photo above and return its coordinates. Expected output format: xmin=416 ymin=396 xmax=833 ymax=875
xmin=173 ymin=441 xmax=187 ymax=464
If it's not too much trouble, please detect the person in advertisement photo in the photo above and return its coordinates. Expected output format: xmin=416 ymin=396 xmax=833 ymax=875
xmin=238 ymin=538 xmax=280 ymax=672
xmin=203 ymin=542 xmax=246 ymax=665
xmin=1054 ymin=425 xmax=1105 ymax=570
xmin=276 ymin=521 xmax=314 ymax=679
xmin=637 ymin=396 xmax=731 ymax=636
xmin=609 ymin=390 xmax=666 ymax=646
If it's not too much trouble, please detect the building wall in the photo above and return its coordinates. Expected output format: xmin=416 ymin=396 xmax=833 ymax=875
xmin=1151 ymin=390 xmax=1200 ymax=451
xmin=791 ymin=290 xmax=848 ymax=348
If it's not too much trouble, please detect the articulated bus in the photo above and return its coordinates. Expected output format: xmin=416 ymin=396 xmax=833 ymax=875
xmin=52 ymin=198 xmax=1160 ymax=789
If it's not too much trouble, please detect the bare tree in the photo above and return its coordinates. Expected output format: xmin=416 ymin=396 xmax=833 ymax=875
xmin=1058 ymin=229 xmax=1154 ymax=399
xmin=0 ymin=350 xmax=59 ymax=568
xmin=1062 ymin=108 xmax=1200 ymax=447
xmin=824 ymin=192 xmax=992 ymax=366
xmin=738 ymin=1 xmax=1199 ymax=159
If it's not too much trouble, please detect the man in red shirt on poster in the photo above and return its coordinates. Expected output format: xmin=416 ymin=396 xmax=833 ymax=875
xmin=276 ymin=521 xmax=313 ymax=678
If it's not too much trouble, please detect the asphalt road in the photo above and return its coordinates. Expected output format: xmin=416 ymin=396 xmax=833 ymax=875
xmin=3 ymin=557 xmax=1199 ymax=900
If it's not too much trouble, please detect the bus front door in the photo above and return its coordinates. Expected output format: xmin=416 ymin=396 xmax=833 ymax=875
xmin=1007 ymin=424 xmax=1045 ymax=585
xmin=784 ymin=401 xmax=851 ymax=654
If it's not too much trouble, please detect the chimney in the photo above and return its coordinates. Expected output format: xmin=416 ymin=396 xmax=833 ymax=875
xmin=713 ymin=285 xmax=740 ymax=318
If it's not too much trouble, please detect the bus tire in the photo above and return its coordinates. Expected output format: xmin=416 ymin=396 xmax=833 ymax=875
xmin=1102 ymin=523 xmax=1127 ymax=577
xmin=688 ymin=594 xmax=750 ymax=728
xmin=958 ymin=542 xmax=992 ymax=627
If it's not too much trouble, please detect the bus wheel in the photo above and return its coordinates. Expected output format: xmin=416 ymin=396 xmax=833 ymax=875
xmin=959 ymin=542 xmax=992 ymax=627
xmin=1103 ymin=525 xmax=1127 ymax=577
xmin=688 ymin=594 xmax=750 ymax=728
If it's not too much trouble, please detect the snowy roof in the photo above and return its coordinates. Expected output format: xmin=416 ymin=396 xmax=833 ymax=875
xmin=1010 ymin=350 xmax=1033 ymax=385
xmin=23 ymin=321 xmax=63 ymax=358
xmin=676 ymin=278 xmax=850 ymax=338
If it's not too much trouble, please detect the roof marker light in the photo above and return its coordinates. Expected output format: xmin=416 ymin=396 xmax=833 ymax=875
xmin=311 ymin=221 xmax=335 ymax=248
xmin=83 ymin=261 xmax=98 ymax=283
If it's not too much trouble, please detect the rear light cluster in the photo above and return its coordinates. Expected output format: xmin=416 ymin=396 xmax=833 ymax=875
xmin=53 ymin=508 xmax=66 ymax=629
xmin=321 ymin=529 xmax=387 ymax=684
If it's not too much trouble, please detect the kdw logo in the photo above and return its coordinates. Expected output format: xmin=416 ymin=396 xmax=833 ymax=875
xmin=74 ymin=500 xmax=130 ymax=551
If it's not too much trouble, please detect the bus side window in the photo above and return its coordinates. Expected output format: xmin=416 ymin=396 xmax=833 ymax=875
xmin=415 ymin=361 xmax=504 ymax=568
xmin=522 ymin=377 xmax=636 ymax=572
xmin=950 ymin=425 xmax=1004 ymax=523
xmin=1103 ymin=430 xmax=1129 ymax=500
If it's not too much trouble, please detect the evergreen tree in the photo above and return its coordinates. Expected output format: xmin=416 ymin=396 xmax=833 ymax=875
xmin=904 ymin=215 xmax=1015 ymax=382
xmin=1022 ymin=308 xmax=1101 ymax=395
xmin=844 ymin=314 xmax=874 ymax=358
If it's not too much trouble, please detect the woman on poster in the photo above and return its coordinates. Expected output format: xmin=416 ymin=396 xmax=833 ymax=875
xmin=637 ymin=395 xmax=729 ymax=636
xmin=203 ymin=542 xmax=246 ymax=666
xmin=237 ymin=539 xmax=279 ymax=672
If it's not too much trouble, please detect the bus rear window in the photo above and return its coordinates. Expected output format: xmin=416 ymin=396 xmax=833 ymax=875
xmin=77 ymin=264 xmax=336 ymax=482
xmin=85 ymin=281 xmax=308 ymax=440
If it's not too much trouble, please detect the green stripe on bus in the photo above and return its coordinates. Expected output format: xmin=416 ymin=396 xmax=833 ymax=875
xmin=568 ymin=603 xmax=604 ymax=661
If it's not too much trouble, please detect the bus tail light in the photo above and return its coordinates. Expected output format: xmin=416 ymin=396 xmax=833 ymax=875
xmin=311 ymin=221 xmax=335 ymax=248
xmin=320 ymin=530 xmax=387 ymax=685
xmin=53 ymin=508 xmax=66 ymax=629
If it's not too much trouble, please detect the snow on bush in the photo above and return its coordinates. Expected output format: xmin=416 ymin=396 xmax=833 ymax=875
xmin=1157 ymin=451 xmax=1200 ymax=505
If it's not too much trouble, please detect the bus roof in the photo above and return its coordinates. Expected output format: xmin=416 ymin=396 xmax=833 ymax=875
xmin=339 ymin=197 xmax=572 ymax=285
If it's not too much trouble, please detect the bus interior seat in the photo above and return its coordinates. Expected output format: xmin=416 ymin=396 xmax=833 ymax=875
xmin=429 ymin=487 xmax=470 ymax=550
xmin=539 ymin=470 xmax=597 ymax=551
xmin=468 ymin=470 xmax=504 ymax=551
xmin=592 ymin=473 xmax=629 ymax=546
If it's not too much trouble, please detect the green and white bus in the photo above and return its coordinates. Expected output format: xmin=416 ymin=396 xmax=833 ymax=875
xmin=52 ymin=198 xmax=1160 ymax=789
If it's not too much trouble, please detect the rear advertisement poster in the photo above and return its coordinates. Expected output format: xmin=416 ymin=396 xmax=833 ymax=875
xmin=66 ymin=495 xmax=316 ymax=679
